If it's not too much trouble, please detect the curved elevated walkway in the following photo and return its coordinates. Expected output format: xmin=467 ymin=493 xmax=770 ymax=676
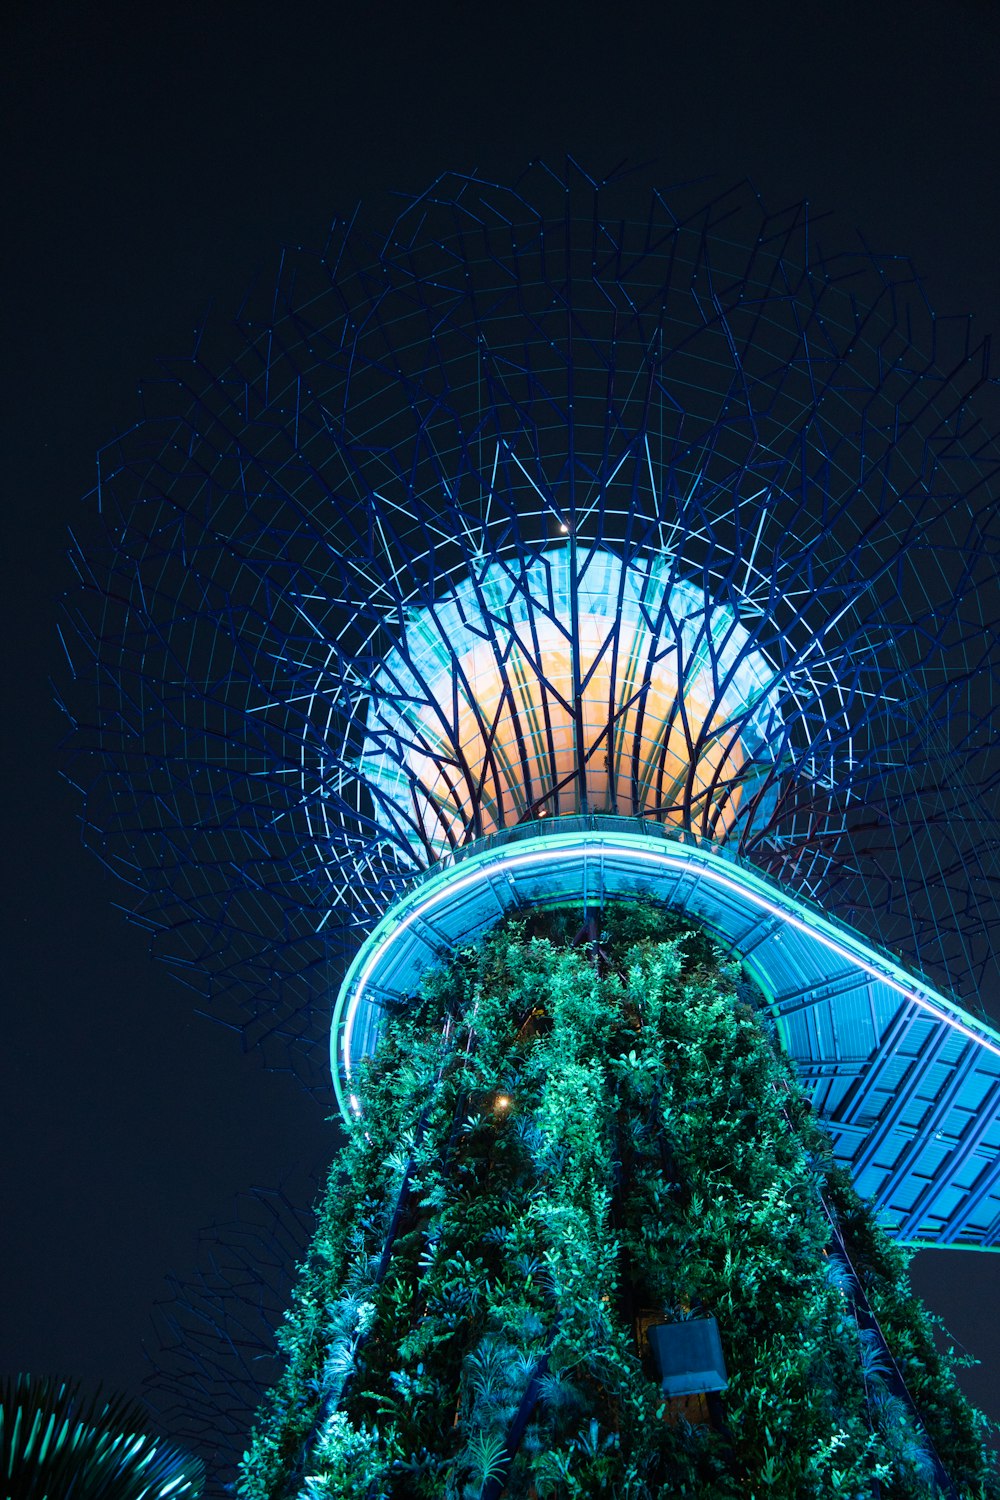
xmin=331 ymin=817 xmax=1000 ymax=1250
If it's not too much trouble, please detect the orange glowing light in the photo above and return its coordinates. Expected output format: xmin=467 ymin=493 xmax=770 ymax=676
xmin=408 ymin=612 xmax=745 ymax=845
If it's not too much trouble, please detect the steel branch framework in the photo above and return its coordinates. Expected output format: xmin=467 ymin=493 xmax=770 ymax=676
xmin=61 ymin=162 xmax=1000 ymax=1091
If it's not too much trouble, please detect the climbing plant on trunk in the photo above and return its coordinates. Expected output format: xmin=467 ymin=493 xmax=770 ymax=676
xmin=239 ymin=904 xmax=998 ymax=1500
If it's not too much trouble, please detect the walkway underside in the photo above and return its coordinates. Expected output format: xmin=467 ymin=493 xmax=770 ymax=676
xmin=333 ymin=818 xmax=1000 ymax=1251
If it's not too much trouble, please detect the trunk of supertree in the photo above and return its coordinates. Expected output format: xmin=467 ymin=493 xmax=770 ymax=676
xmin=239 ymin=906 xmax=996 ymax=1500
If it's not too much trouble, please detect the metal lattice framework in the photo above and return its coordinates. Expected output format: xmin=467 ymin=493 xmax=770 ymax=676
xmin=144 ymin=1182 xmax=315 ymax=1484
xmin=61 ymin=162 xmax=1000 ymax=1089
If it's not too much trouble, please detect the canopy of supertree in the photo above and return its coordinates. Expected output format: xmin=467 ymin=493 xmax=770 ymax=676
xmin=59 ymin=164 xmax=1000 ymax=1084
xmin=360 ymin=544 xmax=784 ymax=856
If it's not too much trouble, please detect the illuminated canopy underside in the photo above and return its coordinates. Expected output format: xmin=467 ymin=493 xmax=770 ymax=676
xmin=332 ymin=819 xmax=1000 ymax=1251
xmin=65 ymin=175 xmax=1000 ymax=1049
xmin=360 ymin=547 xmax=782 ymax=859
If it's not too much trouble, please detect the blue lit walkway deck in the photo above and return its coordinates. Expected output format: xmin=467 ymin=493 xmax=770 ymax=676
xmin=331 ymin=818 xmax=1000 ymax=1251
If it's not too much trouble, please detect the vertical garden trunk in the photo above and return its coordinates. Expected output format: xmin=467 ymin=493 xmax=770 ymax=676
xmin=239 ymin=907 xmax=997 ymax=1499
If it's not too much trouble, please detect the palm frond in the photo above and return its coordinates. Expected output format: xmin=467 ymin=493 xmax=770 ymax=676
xmin=0 ymin=1374 xmax=203 ymax=1500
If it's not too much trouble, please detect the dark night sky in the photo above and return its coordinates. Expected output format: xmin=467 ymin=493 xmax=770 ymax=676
xmin=4 ymin=0 xmax=1000 ymax=1449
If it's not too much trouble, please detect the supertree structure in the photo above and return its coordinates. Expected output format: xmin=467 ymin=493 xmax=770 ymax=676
xmin=146 ymin=1182 xmax=317 ymax=1487
xmin=62 ymin=165 xmax=1000 ymax=1495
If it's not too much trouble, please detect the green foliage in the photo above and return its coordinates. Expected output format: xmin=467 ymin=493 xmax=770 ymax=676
xmin=0 ymin=1373 xmax=203 ymax=1499
xmin=827 ymin=1168 xmax=999 ymax=1495
xmin=238 ymin=904 xmax=998 ymax=1499
xmin=465 ymin=1428 xmax=508 ymax=1491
